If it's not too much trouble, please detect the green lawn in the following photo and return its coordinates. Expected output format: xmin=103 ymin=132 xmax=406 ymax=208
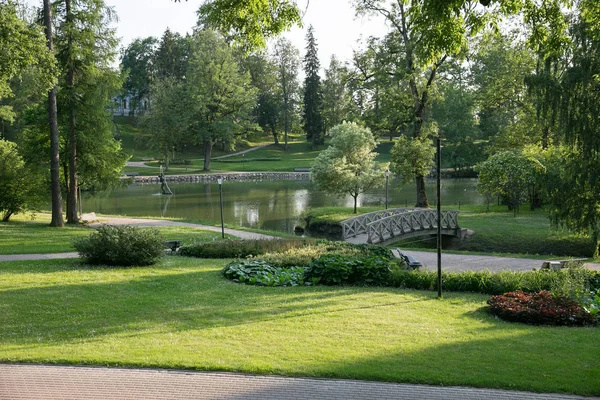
xmin=0 ymin=214 xmax=231 ymax=255
xmin=115 ymin=116 xmax=277 ymax=163
xmin=0 ymin=256 xmax=598 ymax=395
xmin=124 ymin=137 xmax=394 ymax=175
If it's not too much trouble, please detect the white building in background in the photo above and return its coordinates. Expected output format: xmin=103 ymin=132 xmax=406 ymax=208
xmin=112 ymin=93 xmax=148 ymax=116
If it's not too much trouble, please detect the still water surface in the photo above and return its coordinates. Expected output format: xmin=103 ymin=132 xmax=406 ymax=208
xmin=83 ymin=178 xmax=484 ymax=234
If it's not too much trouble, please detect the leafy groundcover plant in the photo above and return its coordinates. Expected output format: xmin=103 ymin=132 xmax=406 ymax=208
xmin=487 ymin=290 xmax=597 ymax=326
xmin=222 ymin=242 xmax=400 ymax=286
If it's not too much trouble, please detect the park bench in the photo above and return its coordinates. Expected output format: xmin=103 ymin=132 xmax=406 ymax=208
xmin=541 ymin=258 xmax=587 ymax=271
xmin=393 ymin=249 xmax=422 ymax=270
xmin=164 ymin=240 xmax=182 ymax=252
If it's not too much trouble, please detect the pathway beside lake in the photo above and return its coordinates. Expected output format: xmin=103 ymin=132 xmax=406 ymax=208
xmin=2 ymin=216 xmax=598 ymax=271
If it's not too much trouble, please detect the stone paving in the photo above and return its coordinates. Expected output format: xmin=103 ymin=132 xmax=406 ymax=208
xmin=1 ymin=365 xmax=597 ymax=400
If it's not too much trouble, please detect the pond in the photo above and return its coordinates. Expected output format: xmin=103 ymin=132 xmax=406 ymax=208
xmin=82 ymin=178 xmax=485 ymax=234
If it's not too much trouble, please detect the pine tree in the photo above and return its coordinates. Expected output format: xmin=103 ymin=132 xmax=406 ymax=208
xmin=273 ymin=38 xmax=300 ymax=150
xmin=54 ymin=0 xmax=123 ymax=223
xmin=156 ymin=28 xmax=189 ymax=81
xmin=42 ymin=0 xmax=64 ymax=227
xmin=302 ymin=25 xmax=324 ymax=149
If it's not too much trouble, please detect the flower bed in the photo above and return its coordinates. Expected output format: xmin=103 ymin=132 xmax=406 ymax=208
xmin=487 ymin=290 xmax=597 ymax=326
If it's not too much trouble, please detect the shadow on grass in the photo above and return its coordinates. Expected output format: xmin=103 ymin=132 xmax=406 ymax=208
xmin=308 ymin=322 xmax=600 ymax=396
xmin=0 ymin=260 xmax=430 ymax=346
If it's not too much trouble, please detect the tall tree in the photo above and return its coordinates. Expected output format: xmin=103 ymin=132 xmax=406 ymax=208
xmin=41 ymin=0 xmax=64 ymax=227
xmin=355 ymin=0 xmax=489 ymax=207
xmin=187 ymin=29 xmax=257 ymax=171
xmin=55 ymin=0 xmax=122 ymax=223
xmin=322 ymin=55 xmax=350 ymax=132
xmin=302 ymin=25 xmax=324 ymax=149
xmin=273 ymin=37 xmax=300 ymax=150
xmin=542 ymin=0 xmax=600 ymax=247
xmin=141 ymin=77 xmax=190 ymax=170
xmin=155 ymin=28 xmax=189 ymax=81
xmin=120 ymin=36 xmax=157 ymax=115
xmin=242 ymin=51 xmax=280 ymax=144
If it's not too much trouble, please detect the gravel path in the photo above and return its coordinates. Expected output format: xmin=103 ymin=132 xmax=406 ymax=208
xmin=126 ymin=144 xmax=272 ymax=168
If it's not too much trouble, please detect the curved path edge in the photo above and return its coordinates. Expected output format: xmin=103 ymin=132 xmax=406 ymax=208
xmin=0 ymin=364 xmax=595 ymax=400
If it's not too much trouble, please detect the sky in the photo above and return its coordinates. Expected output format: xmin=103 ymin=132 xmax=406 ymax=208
xmin=24 ymin=0 xmax=389 ymax=70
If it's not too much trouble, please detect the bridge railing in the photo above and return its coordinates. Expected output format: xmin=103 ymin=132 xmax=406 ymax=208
xmin=341 ymin=208 xmax=409 ymax=239
xmin=366 ymin=210 xmax=459 ymax=244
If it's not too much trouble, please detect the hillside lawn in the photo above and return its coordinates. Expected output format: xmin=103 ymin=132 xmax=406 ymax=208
xmin=0 ymin=256 xmax=598 ymax=396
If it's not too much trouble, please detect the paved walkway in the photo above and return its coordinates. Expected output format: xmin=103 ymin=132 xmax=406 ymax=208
xmin=2 ymin=216 xmax=597 ymax=272
xmin=126 ymin=144 xmax=272 ymax=169
xmin=1 ymin=364 xmax=596 ymax=400
xmin=0 ymin=217 xmax=273 ymax=262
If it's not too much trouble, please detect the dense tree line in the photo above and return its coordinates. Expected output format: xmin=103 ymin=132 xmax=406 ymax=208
xmin=3 ymin=0 xmax=600 ymax=251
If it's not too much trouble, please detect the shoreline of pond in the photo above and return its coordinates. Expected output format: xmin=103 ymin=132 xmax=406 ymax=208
xmin=132 ymin=171 xmax=311 ymax=184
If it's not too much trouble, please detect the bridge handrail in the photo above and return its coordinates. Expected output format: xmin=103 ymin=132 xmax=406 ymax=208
xmin=366 ymin=210 xmax=459 ymax=244
xmin=341 ymin=208 xmax=410 ymax=239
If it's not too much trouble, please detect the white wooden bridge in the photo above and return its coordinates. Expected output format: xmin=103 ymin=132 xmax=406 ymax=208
xmin=341 ymin=208 xmax=467 ymax=245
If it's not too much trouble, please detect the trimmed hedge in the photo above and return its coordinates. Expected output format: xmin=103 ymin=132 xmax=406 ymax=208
xmin=389 ymin=268 xmax=600 ymax=295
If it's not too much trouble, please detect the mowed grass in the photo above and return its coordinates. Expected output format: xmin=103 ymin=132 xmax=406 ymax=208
xmin=0 ymin=214 xmax=230 ymax=255
xmin=128 ymin=139 xmax=394 ymax=174
xmin=0 ymin=256 xmax=598 ymax=395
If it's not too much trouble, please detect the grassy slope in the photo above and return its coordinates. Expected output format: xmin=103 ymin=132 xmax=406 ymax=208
xmin=116 ymin=114 xmax=393 ymax=174
xmin=0 ymin=214 xmax=231 ymax=255
xmin=115 ymin=116 xmax=278 ymax=164
xmin=0 ymin=256 xmax=598 ymax=396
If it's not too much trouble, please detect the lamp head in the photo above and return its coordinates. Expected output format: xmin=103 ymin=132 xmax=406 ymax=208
xmin=217 ymin=178 xmax=223 ymax=185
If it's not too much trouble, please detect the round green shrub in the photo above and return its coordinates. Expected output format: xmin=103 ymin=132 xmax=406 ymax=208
xmin=74 ymin=225 xmax=165 ymax=266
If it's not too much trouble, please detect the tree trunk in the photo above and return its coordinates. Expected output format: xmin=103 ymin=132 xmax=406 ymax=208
xmin=65 ymin=0 xmax=78 ymax=224
xmin=353 ymin=194 xmax=358 ymax=214
xmin=272 ymin=126 xmax=279 ymax=145
xmin=203 ymin=140 xmax=212 ymax=171
xmin=284 ymin=129 xmax=288 ymax=150
xmin=43 ymin=0 xmax=64 ymax=227
xmin=164 ymin=145 xmax=169 ymax=171
xmin=415 ymin=175 xmax=429 ymax=208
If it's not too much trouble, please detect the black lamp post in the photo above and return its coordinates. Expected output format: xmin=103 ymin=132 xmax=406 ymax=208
xmin=436 ymin=137 xmax=442 ymax=298
xmin=385 ymin=168 xmax=389 ymax=210
xmin=217 ymin=177 xmax=225 ymax=239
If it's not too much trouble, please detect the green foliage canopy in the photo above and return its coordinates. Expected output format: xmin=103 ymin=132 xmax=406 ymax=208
xmin=390 ymin=135 xmax=436 ymax=186
xmin=476 ymin=151 xmax=542 ymax=215
xmin=0 ymin=139 xmax=44 ymax=221
xmin=0 ymin=0 xmax=55 ymax=122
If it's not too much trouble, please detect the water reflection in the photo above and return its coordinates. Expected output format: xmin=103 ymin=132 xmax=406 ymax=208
xmin=82 ymin=178 xmax=484 ymax=234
